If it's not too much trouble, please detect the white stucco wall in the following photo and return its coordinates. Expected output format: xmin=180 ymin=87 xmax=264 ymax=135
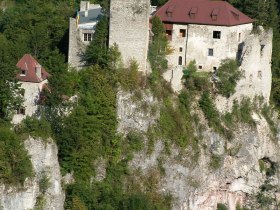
xmin=109 ymin=0 xmax=150 ymax=73
xmin=166 ymin=24 xmax=188 ymax=69
xmin=216 ymin=28 xmax=273 ymax=112
xmin=12 ymin=80 xmax=47 ymax=124
xmin=167 ymin=23 xmax=253 ymax=71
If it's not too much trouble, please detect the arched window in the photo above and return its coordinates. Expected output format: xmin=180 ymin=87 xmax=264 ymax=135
xmin=178 ymin=56 xmax=183 ymax=65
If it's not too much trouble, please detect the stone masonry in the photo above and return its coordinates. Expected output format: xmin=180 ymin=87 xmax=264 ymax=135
xmin=109 ymin=0 xmax=150 ymax=73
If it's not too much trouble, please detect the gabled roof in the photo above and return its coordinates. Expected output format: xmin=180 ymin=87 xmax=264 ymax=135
xmin=16 ymin=54 xmax=49 ymax=83
xmin=155 ymin=0 xmax=254 ymax=26
xmin=78 ymin=7 xmax=102 ymax=25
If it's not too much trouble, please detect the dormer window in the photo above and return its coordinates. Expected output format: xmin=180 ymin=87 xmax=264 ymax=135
xmin=189 ymin=7 xmax=197 ymax=19
xmin=20 ymin=70 xmax=26 ymax=76
xmin=231 ymin=11 xmax=240 ymax=20
xmin=211 ymin=9 xmax=219 ymax=21
xmin=166 ymin=5 xmax=175 ymax=17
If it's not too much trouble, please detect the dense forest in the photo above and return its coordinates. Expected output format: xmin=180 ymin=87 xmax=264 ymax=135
xmin=0 ymin=0 xmax=279 ymax=209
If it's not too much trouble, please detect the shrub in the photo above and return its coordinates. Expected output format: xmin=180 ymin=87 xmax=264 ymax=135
xmin=126 ymin=131 xmax=144 ymax=152
xmin=214 ymin=59 xmax=241 ymax=98
xmin=217 ymin=203 xmax=228 ymax=210
xmin=210 ymin=154 xmax=222 ymax=170
xmin=0 ymin=127 xmax=33 ymax=185
xmin=17 ymin=116 xmax=52 ymax=139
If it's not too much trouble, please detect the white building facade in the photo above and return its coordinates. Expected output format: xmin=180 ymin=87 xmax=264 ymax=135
xmin=68 ymin=1 xmax=102 ymax=69
xmin=155 ymin=0 xmax=254 ymax=72
xmin=12 ymin=54 xmax=50 ymax=124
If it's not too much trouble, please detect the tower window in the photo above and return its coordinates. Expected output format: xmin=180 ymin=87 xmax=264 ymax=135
xmin=84 ymin=33 xmax=92 ymax=42
xmin=179 ymin=47 xmax=183 ymax=52
xmin=179 ymin=29 xmax=186 ymax=37
xmin=21 ymin=70 xmax=26 ymax=76
xmin=208 ymin=48 xmax=214 ymax=56
xmin=178 ymin=56 xmax=183 ymax=65
xmin=213 ymin=31 xmax=221 ymax=39
xmin=198 ymin=65 xmax=203 ymax=70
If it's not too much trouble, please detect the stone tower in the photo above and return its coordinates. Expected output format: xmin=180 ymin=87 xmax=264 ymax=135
xmin=109 ymin=0 xmax=150 ymax=73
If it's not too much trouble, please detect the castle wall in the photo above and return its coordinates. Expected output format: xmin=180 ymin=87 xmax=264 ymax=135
xmin=167 ymin=23 xmax=253 ymax=71
xmin=109 ymin=0 xmax=150 ymax=73
xmin=216 ymin=28 xmax=273 ymax=112
xmin=12 ymin=80 xmax=48 ymax=124
xmin=68 ymin=18 xmax=87 ymax=70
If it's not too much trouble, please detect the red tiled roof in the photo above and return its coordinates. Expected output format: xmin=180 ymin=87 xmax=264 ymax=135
xmin=155 ymin=0 xmax=254 ymax=26
xmin=16 ymin=54 xmax=50 ymax=83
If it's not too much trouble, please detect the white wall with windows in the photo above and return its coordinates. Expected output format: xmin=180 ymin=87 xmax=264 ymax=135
xmin=165 ymin=23 xmax=253 ymax=71
xmin=185 ymin=23 xmax=253 ymax=71
xmin=12 ymin=80 xmax=47 ymax=124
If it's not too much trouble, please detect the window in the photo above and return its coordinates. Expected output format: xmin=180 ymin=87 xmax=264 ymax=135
xmin=84 ymin=33 xmax=92 ymax=42
xmin=213 ymin=31 xmax=221 ymax=39
xmin=213 ymin=66 xmax=217 ymax=71
xmin=198 ymin=65 xmax=203 ymax=70
xmin=258 ymin=71 xmax=262 ymax=79
xmin=21 ymin=70 xmax=26 ymax=76
xmin=179 ymin=47 xmax=183 ymax=52
xmin=178 ymin=56 xmax=183 ymax=65
xmin=166 ymin=30 xmax=172 ymax=41
xmin=238 ymin=33 xmax=241 ymax=42
xmin=208 ymin=48 xmax=214 ymax=56
xmin=179 ymin=29 xmax=186 ymax=37
xmin=17 ymin=108 xmax=25 ymax=115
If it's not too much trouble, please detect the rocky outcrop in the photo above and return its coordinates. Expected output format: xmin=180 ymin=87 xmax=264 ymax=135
xmin=118 ymin=90 xmax=280 ymax=210
xmin=0 ymin=137 xmax=64 ymax=210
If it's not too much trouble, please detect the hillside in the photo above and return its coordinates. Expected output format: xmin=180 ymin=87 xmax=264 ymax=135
xmin=0 ymin=0 xmax=279 ymax=210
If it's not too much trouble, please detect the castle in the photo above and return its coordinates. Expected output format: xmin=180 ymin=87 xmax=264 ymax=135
xmin=12 ymin=54 xmax=50 ymax=124
xmin=65 ymin=0 xmax=271 ymax=106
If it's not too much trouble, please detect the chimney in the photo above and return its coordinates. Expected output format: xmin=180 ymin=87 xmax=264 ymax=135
xmin=35 ymin=64 xmax=42 ymax=79
xmin=85 ymin=1 xmax=89 ymax=17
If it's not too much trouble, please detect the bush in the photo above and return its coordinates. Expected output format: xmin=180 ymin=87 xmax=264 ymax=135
xmin=214 ymin=59 xmax=241 ymax=98
xmin=210 ymin=154 xmax=222 ymax=170
xmin=17 ymin=116 xmax=52 ymax=139
xmin=126 ymin=131 xmax=144 ymax=152
xmin=217 ymin=203 xmax=228 ymax=210
xmin=0 ymin=127 xmax=33 ymax=185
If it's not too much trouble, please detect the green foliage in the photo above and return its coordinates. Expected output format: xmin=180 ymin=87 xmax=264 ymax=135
xmin=126 ymin=131 xmax=144 ymax=152
xmin=84 ymin=16 xmax=109 ymax=67
xmin=210 ymin=154 xmax=222 ymax=170
xmin=39 ymin=173 xmax=50 ymax=194
xmin=17 ymin=116 xmax=52 ymax=139
xmin=214 ymin=59 xmax=241 ymax=98
xmin=236 ymin=203 xmax=250 ymax=210
xmin=116 ymin=60 xmax=141 ymax=91
xmin=231 ymin=99 xmax=255 ymax=126
xmin=217 ymin=203 xmax=228 ymax=210
xmin=183 ymin=60 xmax=211 ymax=92
xmin=0 ymin=127 xmax=33 ymax=185
xmin=256 ymin=192 xmax=274 ymax=207
xmin=261 ymin=105 xmax=277 ymax=138
xmin=148 ymin=16 xmax=168 ymax=74
xmin=159 ymin=96 xmax=193 ymax=148
xmin=199 ymin=91 xmax=220 ymax=128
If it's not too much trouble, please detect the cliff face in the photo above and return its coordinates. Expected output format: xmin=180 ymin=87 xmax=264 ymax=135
xmin=0 ymin=137 xmax=64 ymax=210
xmin=118 ymin=91 xmax=280 ymax=210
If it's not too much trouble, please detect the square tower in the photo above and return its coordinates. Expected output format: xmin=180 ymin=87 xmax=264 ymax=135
xmin=109 ymin=0 xmax=150 ymax=73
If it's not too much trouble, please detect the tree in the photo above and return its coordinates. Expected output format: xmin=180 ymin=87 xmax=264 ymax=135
xmin=84 ymin=16 xmax=109 ymax=67
xmin=214 ymin=59 xmax=241 ymax=98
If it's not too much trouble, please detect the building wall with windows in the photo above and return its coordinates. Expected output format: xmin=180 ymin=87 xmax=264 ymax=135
xmin=12 ymin=81 xmax=47 ymax=124
xmin=68 ymin=1 xmax=102 ymax=70
xmin=166 ymin=23 xmax=253 ymax=71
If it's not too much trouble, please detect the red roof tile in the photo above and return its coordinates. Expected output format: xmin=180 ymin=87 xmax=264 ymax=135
xmin=16 ymin=54 xmax=50 ymax=83
xmin=155 ymin=0 xmax=254 ymax=26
